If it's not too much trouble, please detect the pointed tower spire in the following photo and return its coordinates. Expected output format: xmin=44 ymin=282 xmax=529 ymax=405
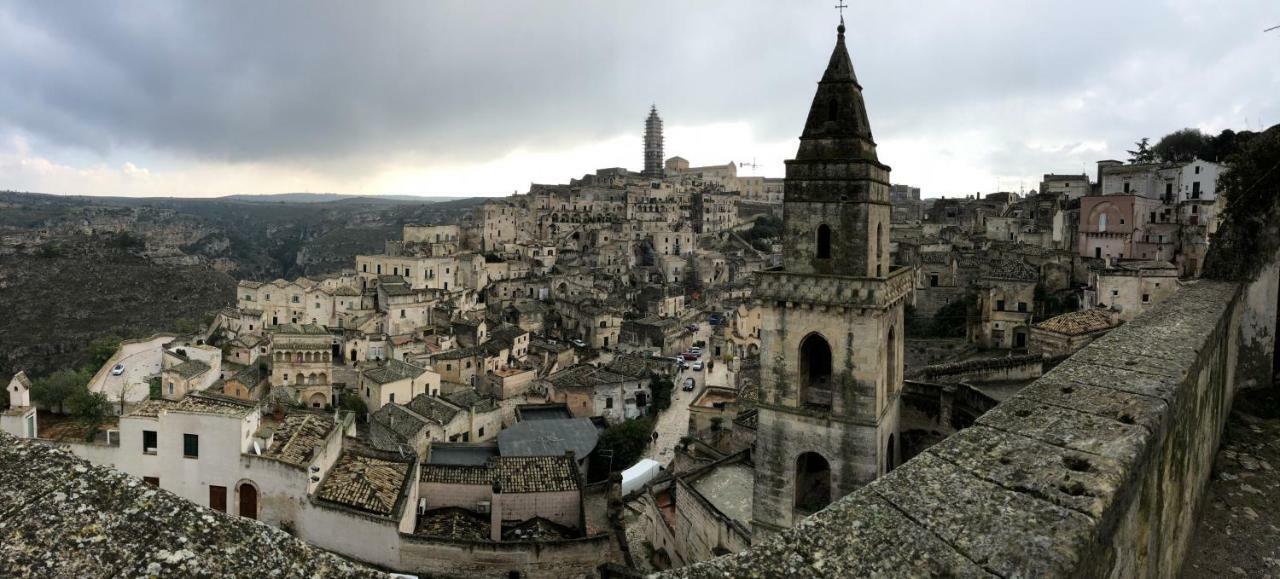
xmin=794 ymin=22 xmax=877 ymax=164
xmin=781 ymin=21 xmax=891 ymax=277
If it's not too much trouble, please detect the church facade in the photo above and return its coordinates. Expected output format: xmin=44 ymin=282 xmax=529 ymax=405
xmin=750 ymin=21 xmax=913 ymax=542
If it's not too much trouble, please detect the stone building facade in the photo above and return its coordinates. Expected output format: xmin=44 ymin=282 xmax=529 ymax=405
xmin=750 ymin=22 xmax=910 ymax=543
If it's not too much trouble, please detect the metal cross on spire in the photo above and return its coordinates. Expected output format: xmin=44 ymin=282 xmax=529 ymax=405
xmin=834 ymin=0 xmax=848 ymax=24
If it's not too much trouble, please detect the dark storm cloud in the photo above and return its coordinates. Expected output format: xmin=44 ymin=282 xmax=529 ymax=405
xmin=1 ymin=1 xmax=1277 ymax=180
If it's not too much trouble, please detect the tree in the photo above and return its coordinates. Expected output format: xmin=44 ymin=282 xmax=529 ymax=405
xmin=649 ymin=377 xmax=674 ymax=412
xmin=173 ymin=317 xmax=201 ymax=335
xmin=1127 ymin=138 xmax=1156 ymax=164
xmin=32 ymin=369 xmax=91 ymax=414
xmin=596 ymin=417 xmax=654 ymax=473
xmin=115 ymin=380 xmax=139 ymax=415
xmin=1153 ymin=128 xmax=1210 ymax=164
xmin=927 ymin=293 xmax=976 ymax=338
xmin=339 ymin=391 xmax=369 ymax=421
xmin=67 ymin=388 xmax=108 ymax=424
xmin=1203 ymin=125 xmax=1280 ymax=281
xmin=88 ymin=335 xmax=122 ymax=368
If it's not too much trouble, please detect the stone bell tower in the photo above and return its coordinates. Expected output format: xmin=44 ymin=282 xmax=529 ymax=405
xmin=749 ymin=20 xmax=912 ymax=543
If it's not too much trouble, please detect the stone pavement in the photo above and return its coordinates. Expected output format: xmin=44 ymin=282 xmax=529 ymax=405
xmin=1184 ymin=386 xmax=1280 ymax=578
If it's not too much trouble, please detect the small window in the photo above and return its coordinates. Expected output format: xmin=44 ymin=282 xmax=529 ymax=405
xmin=1112 ymin=289 xmax=1120 ymax=297
xmin=1142 ymin=294 xmax=1151 ymax=303
xmin=183 ymin=434 xmax=199 ymax=459
xmin=605 ymin=397 xmax=614 ymax=409
xmin=816 ymin=224 xmax=832 ymax=259
xmin=362 ymin=264 xmax=367 ymax=272
xmin=143 ymin=476 xmax=159 ymax=487
xmin=1017 ymin=302 xmax=1027 ymax=313
xmin=400 ymin=309 xmax=406 ymax=318
xmin=996 ymin=300 xmax=1005 ymax=311
xmin=478 ymin=427 xmax=485 ymax=437
xmin=143 ymin=430 xmax=157 ymax=454
xmin=389 ymin=393 xmax=395 ymax=403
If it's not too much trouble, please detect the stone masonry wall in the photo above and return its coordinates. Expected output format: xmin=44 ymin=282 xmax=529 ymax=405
xmin=667 ymin=280 xmax=1249 ymax=577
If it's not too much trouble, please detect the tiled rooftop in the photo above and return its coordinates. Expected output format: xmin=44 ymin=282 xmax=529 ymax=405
xmin=168 ymin=392 xmax=256 ymax=418
xmin=1035 ymin=308 xmax=1122 ymax=336
xmin=415 ymin=507 xmax=489 ymax=541
xmin=0 ymin=432 xmax=382 ymax=577
xmin=406 ymin=394 xmax=462 ymax=425
xmin=362 ymin=359 xmax=427 ymax=385
xmin=167 ymin=359 xmax=210 ymax=379
xmin=495 ymin=456 xmax=580 ymax=493
xmin=314 ymin=451 xmax=412 ymax=517
xmin=261 ymin=413 xmax=336 ymax=466
xmin=419 ymin=456 xmax=580 ymax=494
xmin=546 ymin=364 xmax=632 ymax=390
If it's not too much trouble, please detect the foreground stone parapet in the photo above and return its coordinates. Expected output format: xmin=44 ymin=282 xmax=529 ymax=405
xmin=0 ymin=432 xmax=385 ymax=578
xmin=668 ymin=281 xmax=1243 ymax=578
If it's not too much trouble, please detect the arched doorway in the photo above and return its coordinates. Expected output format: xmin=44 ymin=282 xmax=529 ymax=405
xmin=309 ymin=393 xmax=326 ymax=408
xmin=799 ymin=333 xmax=833 ymax=409
xmin=794 ymin=452 xmax=832 ymax=515
xmin=238 ymin=482 xmax=258 ymax=520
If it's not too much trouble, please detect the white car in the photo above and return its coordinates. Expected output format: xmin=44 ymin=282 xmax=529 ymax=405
xmin=683 ymin=377 xmax=696 ymax=391
xmin=692 ymin=361 xmax=704 ymax=371
xmin=570 ymin=339 xmax=588 ymax=348
xmin=111 ymin=363 xmax=126 ymax=376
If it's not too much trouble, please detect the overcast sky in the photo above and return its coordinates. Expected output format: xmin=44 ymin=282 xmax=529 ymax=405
xmin=1 ymin=1 xmax=1277 ymax=199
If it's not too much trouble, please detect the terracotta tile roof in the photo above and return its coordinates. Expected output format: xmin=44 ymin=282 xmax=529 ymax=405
xmin=495 ymin=456 xmax=579 ymax=493
xmin=123 ymin=399 xmax=175 ymax=419
xmin=1034 ymin=308 xmax=1122 ymax=336
xmin=362 ymin=359 xmax=427 ymax=385
xmin=418 ymin=456 xmax=580 ymax=494
xmin=315 ymin=451 xmax=411 ymax=516
xmin=262 ymin=413 xmax=336 ymax=466
xmin=420 ymin=463 xmax=495 ymax=486
xmin=169 ymin=392 xmax=256 ymax=418
xmin=984 ymin=256 xmax=1039 ymax=282
xmin=406 ymin=394 xmax=462 ymax=425
xmin=167 ymin=359 xmax=210 ymax=379
xmin=415 ymin=507 xmax=490 ymax=540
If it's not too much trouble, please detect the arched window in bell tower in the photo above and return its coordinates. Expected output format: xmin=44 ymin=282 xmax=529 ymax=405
xmin=816 ymin=224 xmax=832 ymax=259
xmin=799 ymin=333 xmax=833 ymax=409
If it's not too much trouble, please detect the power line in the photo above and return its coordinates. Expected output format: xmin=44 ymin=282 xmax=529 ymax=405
xmin=1266 ymin=24 xmax=1280 ymax=32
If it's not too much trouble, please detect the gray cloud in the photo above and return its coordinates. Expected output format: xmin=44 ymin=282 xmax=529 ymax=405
xmin=0 ymin=1 xmax=1277 ymax=190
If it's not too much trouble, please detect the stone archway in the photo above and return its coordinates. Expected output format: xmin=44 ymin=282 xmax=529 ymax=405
xmin=309 ymin=393 xmax=326 ymax=408
xmin=237 ymin=481 xmax=258 ymax=520
xmin=794 ymin=452 xmax=832 ymax=515
xmin=799 ymin=333 xmax=833 ymax=409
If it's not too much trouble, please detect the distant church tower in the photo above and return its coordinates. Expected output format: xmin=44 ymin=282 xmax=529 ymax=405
xmin=643 ymin=105 xmax=664 ymax=178
xmin=750 ymin=20 xmax=911 ymax=542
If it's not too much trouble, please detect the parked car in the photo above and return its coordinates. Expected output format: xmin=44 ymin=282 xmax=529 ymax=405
xmin=111 ymin=363 xmax=125 ymax=376
xmin=692 ymin=361 xmax=704 ymax=371
xmin=683 ymin=377 xmax=696 ymax=391
xmin=570 ymin=339 xmax=587 ymax=348
xmin=681 ymin=352 xmax=698 ymax=361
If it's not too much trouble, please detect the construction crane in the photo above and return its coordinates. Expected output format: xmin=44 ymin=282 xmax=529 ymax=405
xmin=1266 ymin=24 xmax=1279 ymax=32
xmin=738 ymin=158 xmax=760 ymax=173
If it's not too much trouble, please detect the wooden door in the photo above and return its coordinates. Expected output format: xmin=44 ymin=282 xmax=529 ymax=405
xmin=209 ymin=485 xmax=227 ymax=512
xmin=238 ymin=483 xmax=258 ymax=520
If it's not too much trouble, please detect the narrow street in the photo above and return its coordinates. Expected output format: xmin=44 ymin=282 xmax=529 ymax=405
xmin=643 ymin=322 xmax=734 ymax=466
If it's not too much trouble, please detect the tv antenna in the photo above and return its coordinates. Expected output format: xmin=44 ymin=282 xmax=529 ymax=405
xmin=738 ymin=158 xmax=760 ymax=174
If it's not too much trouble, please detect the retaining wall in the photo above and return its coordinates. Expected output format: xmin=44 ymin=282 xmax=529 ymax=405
xmin=669 ymin=280 xmax=1250 ymax=577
